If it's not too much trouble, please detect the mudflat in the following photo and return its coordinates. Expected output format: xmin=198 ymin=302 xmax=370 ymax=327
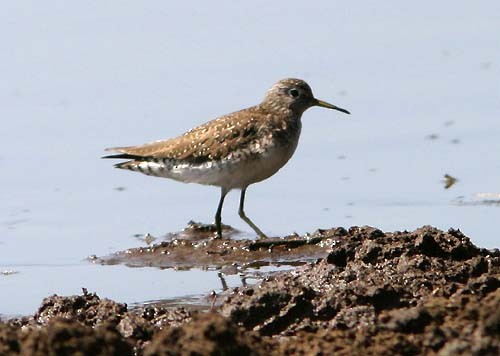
xmin=1 ymin=225 xmax=498 ymax=355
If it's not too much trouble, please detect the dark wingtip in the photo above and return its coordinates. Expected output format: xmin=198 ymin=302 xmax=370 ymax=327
xmin=102 ymin=153 xmax=141 ymax=160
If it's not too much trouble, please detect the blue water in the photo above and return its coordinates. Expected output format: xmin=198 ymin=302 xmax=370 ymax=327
xmin=1 ymin=1 xmax=499 ymax=316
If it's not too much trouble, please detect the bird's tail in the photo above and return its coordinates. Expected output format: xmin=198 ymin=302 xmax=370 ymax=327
xmin=102 ymin=153 xmax=145 ymax=169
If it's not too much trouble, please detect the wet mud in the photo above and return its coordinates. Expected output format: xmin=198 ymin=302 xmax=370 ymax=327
xmin=94 ymin=221 xmax=338 ymax=270
xmin=1 ymin=225 xmax=499 ymax=355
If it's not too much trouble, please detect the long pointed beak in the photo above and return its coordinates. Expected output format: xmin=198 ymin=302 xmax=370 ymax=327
xmin=314 ymin=99 xmax=350 ymax=115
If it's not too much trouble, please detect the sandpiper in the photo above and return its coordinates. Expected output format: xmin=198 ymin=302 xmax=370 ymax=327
xmin=103 ymin=78 xmax=350 ymax=238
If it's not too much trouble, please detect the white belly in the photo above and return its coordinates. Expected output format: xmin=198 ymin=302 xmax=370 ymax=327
xmin=139 ymin=135 xmax=300 ymax=190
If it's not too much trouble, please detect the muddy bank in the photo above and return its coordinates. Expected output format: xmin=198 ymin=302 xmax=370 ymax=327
xmin=93 ymin=221 xmax=339 ymax=270
xmin=1 ymin=226 xmax=499 ymax=355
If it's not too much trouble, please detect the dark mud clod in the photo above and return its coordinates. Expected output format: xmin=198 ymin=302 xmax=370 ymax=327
xmin=326 ymin=247 xmax=348 ymax=267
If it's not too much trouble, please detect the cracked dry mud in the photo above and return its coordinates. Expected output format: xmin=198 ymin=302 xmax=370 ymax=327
xmin=1 ymin=226 xmax=499 ymax=355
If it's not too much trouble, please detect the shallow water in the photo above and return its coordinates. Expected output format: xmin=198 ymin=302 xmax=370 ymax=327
xmin=1 ymin=1 xmax=499 ymax=316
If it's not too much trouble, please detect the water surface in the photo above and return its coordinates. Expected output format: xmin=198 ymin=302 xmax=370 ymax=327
xmin=1 ymin=1 xmax=499 ymax=316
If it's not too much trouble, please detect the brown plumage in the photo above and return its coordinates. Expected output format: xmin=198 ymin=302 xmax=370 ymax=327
xmin=103 ymin=78 xmax=350 ymax=238
xmin=105 ymin=106 xmax=272 ymax=164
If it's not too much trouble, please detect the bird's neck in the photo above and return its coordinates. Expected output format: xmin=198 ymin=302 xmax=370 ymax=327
xmin=258 ymin=103 xmax=302 ymax=124
xmin=255 ymin=104 xmax=302 ymax=141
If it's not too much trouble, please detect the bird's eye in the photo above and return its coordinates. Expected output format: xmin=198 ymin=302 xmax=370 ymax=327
xmin=289 ymin=89 xmax=300 ymax=98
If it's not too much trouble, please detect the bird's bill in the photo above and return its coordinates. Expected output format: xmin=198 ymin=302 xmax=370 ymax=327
xmin=314 ymin=99 xmax=350 ymax=115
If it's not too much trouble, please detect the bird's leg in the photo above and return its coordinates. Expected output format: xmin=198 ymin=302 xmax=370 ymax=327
xmin=217 ymin=272 xmax=229 ymax=291
xmin=215 ymin=188 xmax=228 ymax=239
xmin=238 ymin=187 xmax=268 ymax=239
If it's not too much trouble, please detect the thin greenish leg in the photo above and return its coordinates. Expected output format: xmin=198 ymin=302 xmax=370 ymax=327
xmin=238 ymin=187 xmax=268 ymax=239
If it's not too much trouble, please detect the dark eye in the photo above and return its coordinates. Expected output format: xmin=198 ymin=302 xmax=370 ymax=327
xmin=289 ymin=88 xmax=300 ymax=98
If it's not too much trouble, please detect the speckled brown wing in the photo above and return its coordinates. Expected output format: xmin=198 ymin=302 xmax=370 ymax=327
xmin=105 ymin=106 xmax=268 ymax=164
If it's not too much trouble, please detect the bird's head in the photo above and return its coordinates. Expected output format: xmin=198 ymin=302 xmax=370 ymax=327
xmin=262 ymin=78 xmax=350 ymax=116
